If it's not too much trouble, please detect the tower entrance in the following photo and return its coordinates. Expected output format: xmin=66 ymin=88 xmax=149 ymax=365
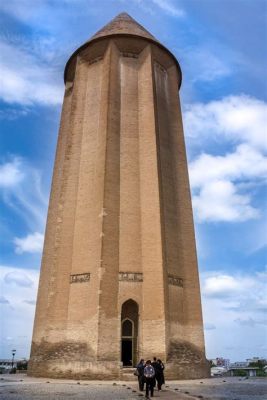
xmin=121 ymin=319 xmax=133 ymax=366
xmin=121 ymin=300 xmax=138 ymax=366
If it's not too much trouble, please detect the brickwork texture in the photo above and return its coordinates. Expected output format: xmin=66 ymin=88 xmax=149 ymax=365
xmin=28 ymin=13 xmax=210 ymax=380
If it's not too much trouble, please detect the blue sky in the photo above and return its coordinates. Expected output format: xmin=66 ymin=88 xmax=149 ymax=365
xmin=0 ymin=0 xmax=266 ymax=363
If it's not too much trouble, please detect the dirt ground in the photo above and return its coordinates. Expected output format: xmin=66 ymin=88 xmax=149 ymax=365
xmin=0 ymin=374 xmax=266 ymax=399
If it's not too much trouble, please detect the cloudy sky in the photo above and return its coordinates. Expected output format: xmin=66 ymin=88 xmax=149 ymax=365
xmin=0 ymin=0 xmax=266 ymax=362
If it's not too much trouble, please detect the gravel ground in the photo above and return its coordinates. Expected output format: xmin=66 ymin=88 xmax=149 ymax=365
xmin=1 ymin=377 xmax=135 ymax=400
xmin=0 ymin=375 xmax=181 ymax=400
xmin=0 ymin=374 xmax=266 ymax=400
xmin=167 ymin=377 xmax=267 ymax=400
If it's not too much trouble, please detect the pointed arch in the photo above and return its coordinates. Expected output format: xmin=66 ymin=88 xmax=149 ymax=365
xmin=121 ymin=299 xmax=139 ymax=366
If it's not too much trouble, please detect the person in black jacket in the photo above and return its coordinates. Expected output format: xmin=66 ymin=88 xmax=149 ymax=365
xmin=136 ymin=359 xmax=145 ymax=391
xmin=151 ymin=357 xmax=161 ymax=390
xmin=156 ymin=359 xmax=165 ymax=391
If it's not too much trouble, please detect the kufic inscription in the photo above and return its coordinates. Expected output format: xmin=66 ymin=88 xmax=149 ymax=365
xmin=70 ymin=273 xmax=90 ymax=284
xmin=119 ymin=272 xmax=143 ymax=282
xmin=168 ymin=274 xmax=183 ymax=287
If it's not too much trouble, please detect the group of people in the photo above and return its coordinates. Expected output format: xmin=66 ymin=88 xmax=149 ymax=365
xmin=135 ymin=357 xmax=165 ymax=398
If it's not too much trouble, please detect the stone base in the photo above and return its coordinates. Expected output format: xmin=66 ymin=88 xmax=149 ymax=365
xmin=28 ymin=358 xmax=210 ymax=381
xmin=28 ymin=338 xmax=210 ymax=380
xmin=165 ymin=361 xmax=210 ymax=380
xmin=28 ymin=339 xmax=122 ymax=379
xmin=165 ymin=339 xmax=211 ymax=379
xmin=28 ymin=360 xmax=122 ymax=380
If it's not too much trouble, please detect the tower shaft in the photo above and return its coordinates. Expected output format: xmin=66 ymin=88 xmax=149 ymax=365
xmin=29 ymin=14 xmax=209 ymax=379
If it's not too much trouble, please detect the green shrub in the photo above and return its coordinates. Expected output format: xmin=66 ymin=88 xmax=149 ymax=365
xmin=233 ymin=369 xmax=247 ymax=376
xmin=256 ymin=370 xmax=266 ymax=377
xmin=17 ymin=360 xmax=28 ymax=370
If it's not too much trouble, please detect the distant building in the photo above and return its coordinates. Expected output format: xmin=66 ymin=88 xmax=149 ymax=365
xmin=230 ymin=361 xmax=249 ymax=368
xmin=214 ymin=357 xmax=230 ymax=369
xmin=0 ymin=359 xmax=18 ymax=371
xmin=226 ymin=357 xmax=267 ymax=377
xmin=228 ymin=367 xmax=259 ymax=377
xmin=246 ymin=357 xmax=266 ymax=365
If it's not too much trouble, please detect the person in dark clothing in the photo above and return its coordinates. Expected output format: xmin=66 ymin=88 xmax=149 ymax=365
xmin=151 ymin=357 xmax=161 ymax=391
xmin=156 ymin=359 xmax=165 ymax=390
xmin=136 ymin=359 xmax=145 ymax=391
xmin=143 ymin=360 xmax=155 ymax=399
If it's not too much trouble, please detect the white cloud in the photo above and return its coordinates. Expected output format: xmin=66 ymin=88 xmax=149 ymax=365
xmin=0 ymin=1 xmax=44 ymax=22
xmin=150 ymin=0 xmax=185 ymax=17
xmin=0 ymin=296 xmax=10 ymax=304
xmin=204 ymin=323 xmax=216 ymax=330
xmin=0 ymin=266 xmax=39 ymax=358
xmin=0 ymin=107 xmax=29 ymax=120
xmin=185 ymin=95 xmax=267 ymax=223
xmin=23 ymin=300 xmax=36 ymax=306
xmin=184 ymin=95 xmax=267 ymax=150
xmin=0 ymin=39 xmax=63 ymax=105
xmin=202 ymin=269 xmax=267 ymax=314
xmin=234 ymin=318 xmax=267 ymax=327
xmin=201 ymin=268 xmax=267 ymax=359
xmin=192 ymin=178 xmax=260 ymax=223
xmin=0 ymin=0 xmax=94 ymax=22
xmin=203 ymin=273 xmax=255 ymax=298
xmin=0 ymin=157 xmax=25 ymax=188
xmin=4 ymin=271 xmax=34 ymax=287
xmin=14 ymin=232 xmax=44 ymax=254
xmin=182 ymin=47 xmax=232 ymax=84
xmin=0 ymin=156 xmax=48 ymax=232
xmin=189 ymin=144 xmax=267 ymax=222
xmin=189 ymin=144 xmax=267 ymax=189
xmin=118 ymin=0 xmax=185 ymax=18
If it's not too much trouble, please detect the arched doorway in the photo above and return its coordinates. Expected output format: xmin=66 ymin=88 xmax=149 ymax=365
xmin=121 ymin=299 xmax=138 ymax=366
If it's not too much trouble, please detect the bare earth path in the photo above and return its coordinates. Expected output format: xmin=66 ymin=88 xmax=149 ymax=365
xmin=0 ymin=374 xmax=266 ymax=400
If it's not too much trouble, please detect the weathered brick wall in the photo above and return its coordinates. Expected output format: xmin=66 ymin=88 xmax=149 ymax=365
xmin=29 ymin=15 xmax=209 ymax=380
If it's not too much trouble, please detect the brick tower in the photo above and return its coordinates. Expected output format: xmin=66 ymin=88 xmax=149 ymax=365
xmin=28 ymin=13 xmax=210 ymax=379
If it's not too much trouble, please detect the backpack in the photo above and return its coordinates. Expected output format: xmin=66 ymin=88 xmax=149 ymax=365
xmin=144 ymin=365 xmax=155 ymax=378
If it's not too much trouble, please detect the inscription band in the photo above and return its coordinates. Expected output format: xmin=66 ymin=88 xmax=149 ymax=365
xmin=70 ymin=273 xmax=90 ymax=284
xmin=119 ymin=272 xmax=143 ymax=282
xmin=168 ymin=274 xmax=183 ymax=287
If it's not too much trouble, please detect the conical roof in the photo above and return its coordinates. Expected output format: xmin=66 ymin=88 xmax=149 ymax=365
xmin=89 ymin=12 xmax=158 ymax=43
xmin=64 ymin=12 xmax=181 ymax=87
